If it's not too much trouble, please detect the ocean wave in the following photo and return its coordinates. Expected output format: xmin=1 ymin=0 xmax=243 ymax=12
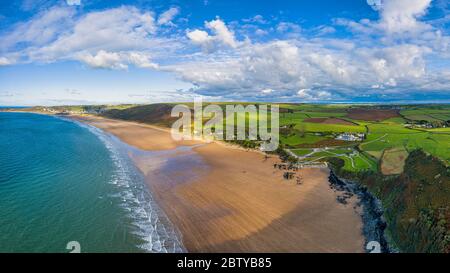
xmin=62 ymin=118 xmax=185 ymax=253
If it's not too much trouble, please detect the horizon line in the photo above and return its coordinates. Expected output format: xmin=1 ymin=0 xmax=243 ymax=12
xmin=2 ymin=101 xmax=450 ymax=108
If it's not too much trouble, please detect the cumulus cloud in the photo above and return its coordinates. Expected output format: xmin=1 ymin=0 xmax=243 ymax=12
xmin=297 ymin=89 xmax=333 ymax=101
xmin=77 ymin=50 xmax=126 ymax=70
xmin=379 ymin=0 xmax=432 ymax=34
xmin=157 ymin=7 xmax=180 ymax=25
xmin=126 ymin=52 xmax=160 ymax=69
xmin=187 ymin=18 xmax=238 ymax=52
xmin=77 ymin=50 xmax=158 ymax=70
xmin=187 ymin=30 xmax=210 ymax=45
xmin=261 ymin=88 xmax=274 ymax=94
xmin=0 ymin=57 xmax=13 ymax=66
xmin=0 ymin=2 xmax=449 ymax=102
xmin=35 ymin=6 xmax=157 ymax=59
xmin=206 ymin=19 xmax=238 ymax=47
xmin=168 ymin=41 xmax=321 ymax=98
xmin=168 ymin=33 xmax=447 ymax=100
xmin=340 ymin=0 xmax=433 ymax=37
xmin=1 ymin=6 xmax=171 ymax=70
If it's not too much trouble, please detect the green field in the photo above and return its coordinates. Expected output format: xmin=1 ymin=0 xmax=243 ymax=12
xmin=30 ymin=103 xmax=450 ymax=173
xmin=401 ymin=108 xmax=450 ymax=122
xmin=280 ymin=105 xmax=450 ymax=172
xmin=279 ymin=105 xmax=449 ymax=172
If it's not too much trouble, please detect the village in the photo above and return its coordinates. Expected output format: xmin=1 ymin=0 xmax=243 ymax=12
xmin=404 ymin=120 xmax=449 ymax=129
xmin=40 ymin=106 xmax=106 ymax=115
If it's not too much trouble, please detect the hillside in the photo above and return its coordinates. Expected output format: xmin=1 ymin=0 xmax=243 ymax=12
xmin=102 ymin=103 xmax=178 ymax=127
xmin=331 ymin=150 xmax=450 ymax=253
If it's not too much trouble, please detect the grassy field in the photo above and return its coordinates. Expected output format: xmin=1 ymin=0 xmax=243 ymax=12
xmin=277 ymin=104 xmax=448 ymax=172
xmin=380 ymin=147 xmax=409 ymax=175
xmin=27 ymin=103 xmax=450 ymax=173
xmin=401 ymin=108 xmax=450 ymax=122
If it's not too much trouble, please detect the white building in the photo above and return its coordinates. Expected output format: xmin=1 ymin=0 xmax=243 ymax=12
xmin=336 ymin=133 xmax=365 ymax=142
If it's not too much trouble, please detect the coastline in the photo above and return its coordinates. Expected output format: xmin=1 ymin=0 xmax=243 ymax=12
xmin=0 ymin=111 xmax=184 ymax=252
xmin=60 ymin=115 xmax=186 ymax=252
xmin=70 ymin=114 xmax=366 ymax=252
xmin=328 ymin=170 xmax=392 ymax=253
xmin=2 ymin=111 xmax=369 ymax=252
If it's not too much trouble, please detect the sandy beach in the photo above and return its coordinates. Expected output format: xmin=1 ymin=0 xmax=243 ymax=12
xmin=75 ymin=115 xmax=365 ymax=253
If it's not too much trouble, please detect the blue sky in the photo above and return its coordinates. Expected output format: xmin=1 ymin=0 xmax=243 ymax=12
xmin=0 ymin=0 xmax=449 ymax=105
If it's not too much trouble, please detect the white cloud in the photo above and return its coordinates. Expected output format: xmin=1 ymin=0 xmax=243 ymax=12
xmin=1 ymin=6 xmax=75 ymax=51
xmin=340 ymin=0 xmax=433 ymax=37
xmin=126 ymin=52 xmax=159 ymax=69
xmin=2 ymin=6 xmax=172 ymax=70
xmin=277 ymin=22 xmax=301 ymax=34
xmin=187 ymin=18 xmax=238 ymax=52
xmin=167 ymin=33 xmax=448 ymax=100
xmin=297 ymin=89 xmax=333 ymax=101
xmin=379 ymin=0 xmax=432 ymax=34
xmin=297 ymin=89 xmax=311 ymax=99
xmin=36 ymin=6 xmax=157 ymax=59
xmin=0 ymin=57 xmax=13 ymax=66
xmin=261 ymin=88 xmax=274 ymax=94
xmin=243 ymin=15 xmax=267 ymax=24
xmin=66 ymin=0 xmax=81 ymax=6
xmin=205 ymin=19 xmax=238 ymax=48
xmin=0 ymin=3 xmax=449 ymax=101
xmin=77 ymin=50 xmax=126 ymax=70
xmin=187 ymin=30 xmax=210 ymax=45
xmin=77 ymin=50 xmax=158 ymax=70
xmin=157 ymin=7 xmax=180 ymax=26
xmin=170 ymin=41 xmax=303 ymax=95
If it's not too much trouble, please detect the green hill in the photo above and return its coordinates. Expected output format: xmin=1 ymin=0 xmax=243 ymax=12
xmin=102 ymin=103 xmax=178 ymax=127
xmin=331 ymin=150 xmax=450 ymax=253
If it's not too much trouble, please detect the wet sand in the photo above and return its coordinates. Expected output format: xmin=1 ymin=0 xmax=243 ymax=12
xmin=75 ymin=115 xmax=365 ymax=252
xmin=74 ymin=115 xmax=200 ymax=150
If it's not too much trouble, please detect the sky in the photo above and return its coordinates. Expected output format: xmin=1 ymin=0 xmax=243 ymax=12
xmin=0 ymin=0 xmax=449 ymax=105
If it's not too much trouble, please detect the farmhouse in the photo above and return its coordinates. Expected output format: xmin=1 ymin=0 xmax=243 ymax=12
xmin=335 ymin=133 xmax=365 ymax=142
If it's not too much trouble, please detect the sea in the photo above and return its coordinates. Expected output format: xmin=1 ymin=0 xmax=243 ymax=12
xmin=0 ymin=111 xmax=184 ymax=253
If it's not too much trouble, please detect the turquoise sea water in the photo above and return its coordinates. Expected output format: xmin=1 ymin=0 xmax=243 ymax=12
xmin=0 ymin=112 xmax=183 ymax=253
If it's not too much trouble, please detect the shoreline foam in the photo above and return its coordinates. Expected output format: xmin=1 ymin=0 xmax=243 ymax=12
xmin=63 ymin=117 xmax=185 ymax=253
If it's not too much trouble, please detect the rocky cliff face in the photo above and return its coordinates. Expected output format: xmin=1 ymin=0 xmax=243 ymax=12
xmin=328 ymin=150 xmax=450 ymax=253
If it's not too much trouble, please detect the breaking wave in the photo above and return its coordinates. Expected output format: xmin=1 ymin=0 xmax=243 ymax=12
xmin=68 ymin=119 xmax=185 ymax=253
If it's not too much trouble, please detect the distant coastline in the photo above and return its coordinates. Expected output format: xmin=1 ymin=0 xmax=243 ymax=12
xmin=0 ymin=106 xmax=28 ymax=109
